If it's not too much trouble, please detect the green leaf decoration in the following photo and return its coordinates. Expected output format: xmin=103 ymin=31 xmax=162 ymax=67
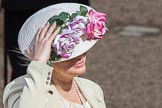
xmin=47 ymin=60 xmax=52 ymax=67
xmin=71 ymin=13 xmax=78 ymax=19
xmin=54 ymin=56 xmax=61 ymax=61
xmin=55 ymin=19 xmax=64 ymax=26
xmin=106 ymin=24 xmax=109 ymax=29
xmin=59 ymin=12 xmax=69 ymax=21
xmin=48 ymin=15 xmax=59 ymax=24
xmin=80 ymin=5 xmax=88 ymax=16
xmin=50 ymin=51 xmax=61 ymax=61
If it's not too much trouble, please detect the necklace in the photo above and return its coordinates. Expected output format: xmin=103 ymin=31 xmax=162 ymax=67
xmin=73 ymin=79 xmax=85 ymax=105
xmin=55 ymin=79 xmax=91 ymax=108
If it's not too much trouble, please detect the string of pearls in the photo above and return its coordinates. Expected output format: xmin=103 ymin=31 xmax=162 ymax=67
xmin=73 ymin=79 xmax=86 ymax=108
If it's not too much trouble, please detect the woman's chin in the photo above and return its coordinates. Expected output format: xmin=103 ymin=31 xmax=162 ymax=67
xmin=70 ymin=65 xmax=86 ymax=77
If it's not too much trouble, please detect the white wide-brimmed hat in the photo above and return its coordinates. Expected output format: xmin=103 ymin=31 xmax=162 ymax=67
xmin=18 ymin=3 xmax=107 ymax=63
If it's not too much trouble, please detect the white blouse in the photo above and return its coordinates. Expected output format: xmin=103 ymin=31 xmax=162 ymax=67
xmin=59 ymin=94 xmax=92 ymax=108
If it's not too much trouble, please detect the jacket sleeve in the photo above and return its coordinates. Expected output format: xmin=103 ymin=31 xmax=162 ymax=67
xmin=3 ymin=61 xmax=53 ymax=108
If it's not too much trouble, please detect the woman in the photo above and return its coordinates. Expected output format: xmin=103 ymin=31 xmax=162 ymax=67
xmin=3 ymin=3 xmax=107 ymax=108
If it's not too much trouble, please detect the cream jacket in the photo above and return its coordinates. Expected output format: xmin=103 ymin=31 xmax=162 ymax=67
xmin=3 ymin=61 xmax=106 ymax=108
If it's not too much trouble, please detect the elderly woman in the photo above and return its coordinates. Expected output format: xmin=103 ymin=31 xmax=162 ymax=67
xmin=3 ymin=3 xmax=107 ymax=108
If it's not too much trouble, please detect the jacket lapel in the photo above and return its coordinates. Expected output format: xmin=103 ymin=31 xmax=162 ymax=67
xmin=48 ymin=85 xmax=65 ymax=108
xmin=74 ymin=77 xmax=102 ymax=108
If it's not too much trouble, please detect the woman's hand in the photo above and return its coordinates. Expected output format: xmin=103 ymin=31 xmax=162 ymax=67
xmin=25 ymin=22 xmax=60 ymax=63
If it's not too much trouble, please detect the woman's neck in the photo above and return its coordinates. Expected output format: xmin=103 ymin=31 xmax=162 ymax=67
xmin=52 ymin=75 xmax=74 ymax=91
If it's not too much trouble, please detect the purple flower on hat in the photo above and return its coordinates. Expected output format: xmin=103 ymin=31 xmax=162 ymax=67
xmin=62 ymin=16 xmax=88 ymax=37
xmin=74 ymin=16 xmax=89 ymax=25
xmin=53 ymin=34 xmax=80 ymax=58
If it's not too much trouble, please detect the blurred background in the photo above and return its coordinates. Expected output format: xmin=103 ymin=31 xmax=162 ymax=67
xmin=0 ymin=0 xmax=162 ymax=108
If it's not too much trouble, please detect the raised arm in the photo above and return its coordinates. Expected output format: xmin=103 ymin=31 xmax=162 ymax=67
xmin=3 ymin=22 xmax=60 ymax=108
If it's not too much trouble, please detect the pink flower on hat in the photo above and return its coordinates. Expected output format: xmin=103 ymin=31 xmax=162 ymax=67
xmin=53 ymin=34 xmax=80 ymax=58
xmin=87 ymin=9 xmax=107 ymax=39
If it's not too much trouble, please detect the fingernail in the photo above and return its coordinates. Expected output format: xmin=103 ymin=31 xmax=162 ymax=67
xmin=53 ymin=22 xmax=56 ymax=25
xmin=58 ymin=27 xmax=61 ymax=30
xmin=56 ymin=27 xmax=60 ymax=31
xmin=24 ymin=49 xmax=29 ymax=53
xmin=56 ymin=27 xmax=61 ymax=33
xmin=46 ymin=22 xmax=49 ymax=25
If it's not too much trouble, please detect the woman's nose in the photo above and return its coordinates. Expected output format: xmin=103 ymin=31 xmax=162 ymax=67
xmin=75 ymin=56 xmax=82 ymax=61
xmin=76 ymin=53 xmax=86 ymax=60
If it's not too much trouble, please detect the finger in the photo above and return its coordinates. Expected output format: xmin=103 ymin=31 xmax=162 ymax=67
xmin=39 ymin=23 xmax=50 ymax=39
xmin=44 ymin=22 xmax=57 ymax=40
xmin=35 ymin=27 xmax=42 ymax=42
xmin=24 ymin=48 xmax=30 ymax=55
xmin=24 ymin=48 xmax=32 ymax=58
xmin=49 ymin=27 xmax=61 ymax=42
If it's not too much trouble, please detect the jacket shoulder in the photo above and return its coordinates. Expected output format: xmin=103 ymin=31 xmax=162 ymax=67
xmin=76 ymin=77 xmax=99 ymax=85
xmin=4 ymin=75 xmax=26 ymax=91
xmin=3 ymin=76 xmax=26 ymax=102
xmin=75 ymin=77 xmax=102 ymax=92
